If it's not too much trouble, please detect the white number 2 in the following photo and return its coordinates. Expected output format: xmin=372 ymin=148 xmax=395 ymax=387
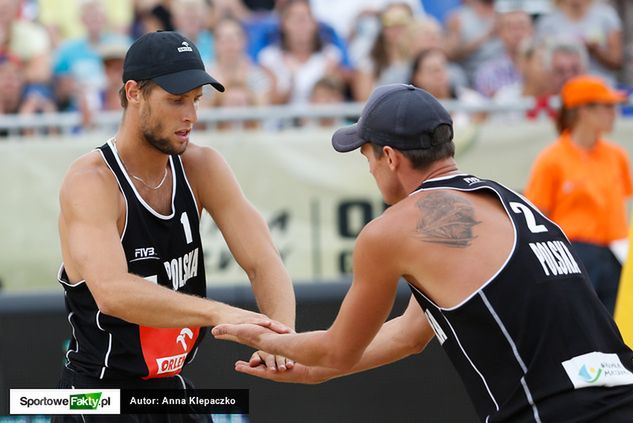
xmin=509 ymin=202 xmax=547 ymax=234
xmin=180 ymin=212 xmax=193 ymax=244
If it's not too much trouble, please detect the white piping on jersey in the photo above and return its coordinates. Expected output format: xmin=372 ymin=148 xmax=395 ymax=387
xmin=436 ymin=307 xmax=500 ymax=411
xmin=98 ymin=142 xmax=129 ymax=242
xmin=409 ymin=182 xmax=518 ymax=312
xmin=515 ymin=190 xmax=572 ymax=244
xmin=66 ymin=312 xmax=78 ymax=362
xmin=480 ymin=292 xmax=542 ymax=423
xmin=521 ymin=377 xmax=541 ymax=423
xmin=96 ymin=310 xmax=113 ymax=380
xmin=176 ymin=155 xmax=201 ymax=219
xmin=108 ymin=138 xmax=176 ymax=220
xmin=129 ymin=256 xmax=161 ymax=263
xmin=176 ymin=374 xmax=187 ymax=390
xmin=57 ymin=264 xmax=86 ymax=287
xmin=410 ymin=173 xmax=470 ymax=187
xmin=188 ymin=346 xmax=199 ymax=364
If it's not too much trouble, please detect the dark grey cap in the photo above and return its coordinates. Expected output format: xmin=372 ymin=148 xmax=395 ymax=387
xmin=123 ymin=31 xmax=224 ymax=95
xmin=332 ymin=84 xmax=453 ymax=152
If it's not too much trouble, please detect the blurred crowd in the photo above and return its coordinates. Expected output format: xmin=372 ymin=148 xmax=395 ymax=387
xmin=1 ymin=0 xmax=632 ymax=131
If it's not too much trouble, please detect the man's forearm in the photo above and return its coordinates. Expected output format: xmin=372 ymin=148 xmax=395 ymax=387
xmin=250 ymin=262 xmax=296 ymax=328
xmin=91 ymin=274 xmax=264 ymax=328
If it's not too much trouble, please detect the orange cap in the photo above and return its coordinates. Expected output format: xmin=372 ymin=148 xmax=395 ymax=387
xmin=561 ymin=75 xmax=628 ymax=108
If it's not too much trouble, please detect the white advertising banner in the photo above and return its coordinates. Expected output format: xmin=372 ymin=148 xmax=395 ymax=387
xmin=3 ymin=121 xmax=633 ymax=290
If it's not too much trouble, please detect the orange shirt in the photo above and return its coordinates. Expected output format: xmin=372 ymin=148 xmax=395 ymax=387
xmin=524 ymin=131 xmax=633 ymax=246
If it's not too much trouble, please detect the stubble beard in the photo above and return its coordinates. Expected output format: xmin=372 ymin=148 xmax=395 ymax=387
xmin=140 ymin=105 xmax=187 ymax=156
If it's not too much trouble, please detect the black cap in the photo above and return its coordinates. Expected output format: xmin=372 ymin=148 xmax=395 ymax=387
xmin=123 ymin=31 xmax=224 ymax=95
xmin=332 ymin=84 xmax=453 ymax=152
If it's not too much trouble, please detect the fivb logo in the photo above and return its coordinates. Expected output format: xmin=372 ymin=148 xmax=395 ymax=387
xmin=463 ymin=177 xmax=481 ymax=185
xmin=135 ymin=247 xmax=156 ymax=258
xmin=10 ymin=389 xmax=120 ymax=414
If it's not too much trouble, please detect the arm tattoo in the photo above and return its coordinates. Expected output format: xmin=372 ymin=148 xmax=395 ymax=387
xmin=415 ymin=192 xmax=481 ymax=247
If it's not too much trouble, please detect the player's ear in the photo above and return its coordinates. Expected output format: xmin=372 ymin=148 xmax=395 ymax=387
xmin=125 ymin=80 xmax=142 ymax=105
xmin=383 ymin=146 xmax=400 ymax=170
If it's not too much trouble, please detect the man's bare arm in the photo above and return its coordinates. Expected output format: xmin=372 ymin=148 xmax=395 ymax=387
xmin=59 ymin=155 xmax=285 ymax=329
xmin=213 ymin=218 xmax=402 ymax=370
xmin=231 ymin=295 xmax=435 ymax=384
xmin=186 ymin=145 xmax=296 ymax=328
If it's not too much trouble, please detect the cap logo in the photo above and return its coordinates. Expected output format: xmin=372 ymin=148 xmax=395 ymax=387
xmin=177 ymin=41 xmax=193 ymax=53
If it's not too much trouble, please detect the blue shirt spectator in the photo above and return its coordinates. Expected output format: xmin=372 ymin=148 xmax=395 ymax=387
xmin=244 ymin=8 xmax=351 ymax=68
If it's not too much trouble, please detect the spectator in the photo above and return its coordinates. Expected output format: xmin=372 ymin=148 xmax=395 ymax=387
xmin=257 ymin=0 xmax=345 ymax=105
xmin=0 ymin=54 xmax=25 ymax=116
xmin=0 ymin=0 xmax=52 ymax=85
xmin=73 ymin=38 xmax=128 ymax=128
xmin=210 ymin=0 xmax=253 ymax=22
xmin=205 ymin=17 xmax=271 ymax=107
xmin=38 ymin=0 xmax=133 ymax=48
xmin=405 ymin=15 xmax=468 ymax=89
xmin=536 ymin=0 xmax=622 ymax=86
xmin=410 ymin=48 xmax=486 ymax=126
xmin=346 ymin=10 xmax=380 ymax=77
xmin=307 ymin=75 xmax=346 ymax=127
xmin=613 ymin=0 xmax=633 ymax=85
xmin=171 ymin=0 xmax=214 ymax=67
xmin=422 ymin=0 xmax=461 ymax=24
xmin=493 ymin=38 xmax=555 ymax=121
xmin=209 ymin=82 xmax=261 ymax=131
xmin=0 ymin=54 xmax=57 ymax=136
xmin=406 ymin=14 xmax=443 ymax=55
xmin=243 ymin=0 xmax=274 ymax=13
xmin=130 ymin=0 xmax=173 ymax=38
xmin=544 ymin=37 xmax=588 ymax=95
xmin=98 ymin=41 xmax=128 ymax=112
xmin=52 ymin=0 xmax=131 ymax=117
xmin=443 ymin=0 xmax=504 ymax=86
xmin=245 ymin=0 xmax=351 ymax=70
xmin=309 ymin=0 xmax=424 ymax=40
xmin=352 ymin=2 xmax=415 ymax=101
xmin=474 ymin=9 xmax=533 ymax=98
xmin=524 ymin=75 xmax=633 ymax=315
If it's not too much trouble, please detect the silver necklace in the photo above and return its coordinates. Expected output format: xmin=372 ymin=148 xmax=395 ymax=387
xmin=113 ymin=139 xmax=169 ymax=190
xmin=129 ymin=168 xmax=168 ymax=190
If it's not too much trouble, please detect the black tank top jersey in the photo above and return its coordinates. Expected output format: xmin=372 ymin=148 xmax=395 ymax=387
xmin=58 ymin=139 xmax=207 ymax=380
xmin=409 ymin=174 xmax=633 ymax=423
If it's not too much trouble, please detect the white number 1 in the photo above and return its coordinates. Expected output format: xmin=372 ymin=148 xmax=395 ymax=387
xmin=180 ymin=212 xmax=193 ymax=244
xmin=509 ymin=202 xmax=547 ymax=234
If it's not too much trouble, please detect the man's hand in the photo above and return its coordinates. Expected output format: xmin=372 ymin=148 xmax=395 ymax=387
xmin=234 ymin=360 xmax=324 ymax=384
xmin=249 ymin=350 xmax=295 ymax=372
xmin=218 ymin=306 xmax=293 ymax=335
xmin=212 ymin=322 xmax=280 ymax=351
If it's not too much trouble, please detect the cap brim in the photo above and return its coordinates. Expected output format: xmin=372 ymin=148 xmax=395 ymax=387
xmin=153 ymin=69 xmax=225 ymax=95
xmin=605 ymin=91 xmax=629 ymax=104
xmin=332 ymin=123 xmax=366 ymax=152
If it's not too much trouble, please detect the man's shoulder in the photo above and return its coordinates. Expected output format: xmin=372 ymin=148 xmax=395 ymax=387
xmin=361 ymin=200 xmax=416 ymax=241
xmin=180 ymin=143 xmax=228 ymax=180
xmin=181 ymin=143 xmax=223 ymax=168
xmin=65 ymin=149 xmax=107 ymax=176
xmin=61 ymin=150 xmax=117 ymax=197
